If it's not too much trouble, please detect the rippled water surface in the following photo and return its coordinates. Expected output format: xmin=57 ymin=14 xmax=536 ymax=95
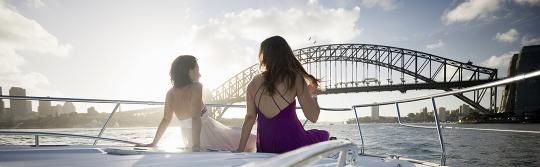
xmin=2 ymin=123 xmax=540 ymax=166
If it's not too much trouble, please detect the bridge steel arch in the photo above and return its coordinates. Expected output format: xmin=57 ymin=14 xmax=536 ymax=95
xmin=210 ymin=44 xmax=498 ymax=117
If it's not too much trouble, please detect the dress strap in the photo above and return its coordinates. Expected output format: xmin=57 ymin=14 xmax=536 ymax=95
xmin=271 ymin=95 xmax=281 ymax=110
xmin=255 ymin=85 xmax=264 ymax=108
xmin=271 ymin=89 xmax=292 ymax=110
xmin=275 ymin=89 xmax=291 ymax=105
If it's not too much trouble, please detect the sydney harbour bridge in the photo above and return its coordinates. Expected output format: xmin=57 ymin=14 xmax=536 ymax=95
xmin=209 ymin=44 xmax=498 ymax=117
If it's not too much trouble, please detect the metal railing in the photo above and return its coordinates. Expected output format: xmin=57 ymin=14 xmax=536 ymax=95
xmin=241 ymin=140 xmax=358 ymax=167
xmin=0 ymin=93 xmax=348 ymax=147
xmin=0 ymin=70 xmax=539 ymax=166
xmin=0 ymin=131 xmax=140 ymax=146
xmin=349 ymin=69 xmax=540 ymax=166
xmin=0 ymin=95 xmax=247 ymax=146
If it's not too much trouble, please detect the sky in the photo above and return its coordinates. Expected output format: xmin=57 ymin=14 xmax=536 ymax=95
xmin=1 ymin=0 xmax=539 ymax=121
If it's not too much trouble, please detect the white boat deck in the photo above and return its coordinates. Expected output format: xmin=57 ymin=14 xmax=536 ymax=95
xmin=0 ymin=145 xmax=438 ymax=167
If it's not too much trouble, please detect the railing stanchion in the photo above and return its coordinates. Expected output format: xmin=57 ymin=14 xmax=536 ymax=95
xmin=217 ymin=105 xmax=230 ymax=120
xmin=35 ymin=135 xmax=39 ymax=147
xmin=353 ymin=107 xmax=364 ymax=155
xmin=94 ymin=103 xmax=121 ymax=145
xmin=350 ymin=146 xmax=359 ymax=166
xmin=337 ymin=149 xmax=347 ymax=167
xmin=395 ymin=102 xmax=402 ymax=124
xmin=302 ymin=119 xmax=309 ymax=127
xmin=431 ymin=97 xmax=446 ymax=166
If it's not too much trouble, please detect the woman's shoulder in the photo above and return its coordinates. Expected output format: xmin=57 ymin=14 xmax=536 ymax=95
xmin=252 ymin=73 xmax=264 ymax=80
xmin=173 ymin=82 xmax=203 ymax=89
xmin=248 ymin=74 xmax=264 ymax=88
xmin=186 ymin=83 xmax=203 ymax=97
xmin=190 ymin=82 xmax=203 ymax=89
xmin=168 ymin=83 xmax=203 ymax=94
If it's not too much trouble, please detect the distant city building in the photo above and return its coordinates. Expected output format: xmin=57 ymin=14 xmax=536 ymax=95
xmin=501 ymin=45 xmax=540 ymax=119
xmin=53 ymin=104 xmax=63 ymax=115
xmin=371 ymin=105 xmax=380 ymax=121
xmin=451 ymin=109 xmax=459 ymax=117
xmin=0 ymin=86 xmax=4 ymax=117
xmin=439 ymin=107 xmax=447 ymax=122
xmin=422 ymin=107 xmax=428 ymax=114
xmin=459 ymin=104 xmax=472 ymax=115
xmin=500 ymin=53 xmax=519 ymax=113
xmin=63 ymin=102 xmax=76 ymax=114
xmin=38 ymin=99 xmax=56 ymax=117
xmin=9 ymin=87 xmax=31 ymax=120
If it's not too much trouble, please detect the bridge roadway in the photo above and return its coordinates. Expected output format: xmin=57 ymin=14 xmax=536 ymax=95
xmin=211 ymin=79 xmax=499 ymax=105
xmin=320 ymin=79 xmax=498 ymax=94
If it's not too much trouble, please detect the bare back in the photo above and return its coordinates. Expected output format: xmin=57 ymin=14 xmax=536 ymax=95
xmin=166 ymin=82 xmax=203 ymax=120
xmin=249 ymin=74 xmax=319 ymax=121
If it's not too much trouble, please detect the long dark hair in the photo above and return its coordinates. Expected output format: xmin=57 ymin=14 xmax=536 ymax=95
xmin=170 ymin=55 xmax=197 ymax=88
xmin=258 ymin=36 xmax=318 ymax=95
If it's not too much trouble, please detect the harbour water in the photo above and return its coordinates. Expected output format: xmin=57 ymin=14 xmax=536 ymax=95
xmin=1 ymin=123 xmax=540 ymax=166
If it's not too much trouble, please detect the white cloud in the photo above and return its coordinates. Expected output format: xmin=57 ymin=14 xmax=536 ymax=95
xmin=24 ymin=0 xmax=45 ymax=8
xmin=521 ymin=36 xmax=540 ymax=46
xmin=426 ymin=40 xmax=445 ymax=50
xmin=514 ymin=0 xmax=540 ymax=6
xmin=495 ymin=28 xmax=519 ymax=43
xmin=181 ymin=1 xmax=362 ymax=88
xmin=0 ymin=2 xmax=70 ymax=96
xmin=360 ymin=0 xmax=397 ymax=11
xmin=0 ymin=3 xmax=71 ymax=56
xmin=442 ymin=0 xmax=501 ymax=24
xmin=481 ymin=51 xmax=518 ymax=76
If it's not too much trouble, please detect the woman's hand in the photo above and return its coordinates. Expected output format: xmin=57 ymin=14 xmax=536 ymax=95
xmin=307 ymin=84 xmax=317 ymax=96
xmin=135 ymin=143 xmax=156 ymax=147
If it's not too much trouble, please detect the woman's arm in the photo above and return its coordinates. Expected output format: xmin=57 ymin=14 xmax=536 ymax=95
xmin=296 ymin=76 xmax=320 ymax=123
xmin=138 ymin=92 xmax=174 ymax=147
xmin=236 ymin=80 xmax=257 ymax=152
xmin=191 ymin=83 xmax=204 ymax=150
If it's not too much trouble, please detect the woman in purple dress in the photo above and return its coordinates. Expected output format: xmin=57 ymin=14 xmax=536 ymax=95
xmin=236 ymin=36 xmax=329 ymax=153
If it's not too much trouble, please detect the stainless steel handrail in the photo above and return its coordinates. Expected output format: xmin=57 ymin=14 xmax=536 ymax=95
xmin=0 ymin=70 xmax=538 ymax=166
xmin=0 ymin=95 xmax=353 ymax=111
xmin=351 ymin=70 xmax=540 ymax=108
xmin=0 ymin=131 xmax=141 ymax=146
xmin=0 ymin=95 xmax=351 ymax=147
xmin=0 ymin=95 xmax=164 ymax=105
xmin=241 ymin=140 xmax=358 ymax=167
xmin=349 ymin=69 xmax=540 ymax=166
xmin=94 ymin=103 xmax=120 ymax=145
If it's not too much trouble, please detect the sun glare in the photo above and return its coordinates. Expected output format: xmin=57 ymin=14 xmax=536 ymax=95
xmin=156 ymin=127 xmax=186 ymax=151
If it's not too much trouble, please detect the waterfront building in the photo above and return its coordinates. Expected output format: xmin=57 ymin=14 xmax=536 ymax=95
xmin=422 ymin=107 xmax=428 ymax=114
xmin=459 ymin=104 xmax=472 ymax=115
xmin=500 ymin=45 xmax=540 ymax=119
xmin=500 ymin=53 xmax=519 ymax=113
xmin=53 ymin=104 xmax=63 ymax=116
xmin=439 ymin=107 xmax=447 ymax=122
xmin=511 ymin=45 xmax=540 ymax=119
xmin=371 ymin=105 xmax=380 ymax=121
xmin=38 ymin=99 xmax=56 ymax=117
xmin=0 ymin=86 xmax=4 ymax=117
xmin=9 ymin=87 xmax=31 ymax=120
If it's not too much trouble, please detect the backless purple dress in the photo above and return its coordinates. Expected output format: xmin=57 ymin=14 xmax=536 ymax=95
xmin=255 ymin=86 xmax=329 ymax=153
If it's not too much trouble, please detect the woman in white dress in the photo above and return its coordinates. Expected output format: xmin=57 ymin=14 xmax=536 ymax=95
xmin=137 ymin=55 xmax=256 ymax=152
